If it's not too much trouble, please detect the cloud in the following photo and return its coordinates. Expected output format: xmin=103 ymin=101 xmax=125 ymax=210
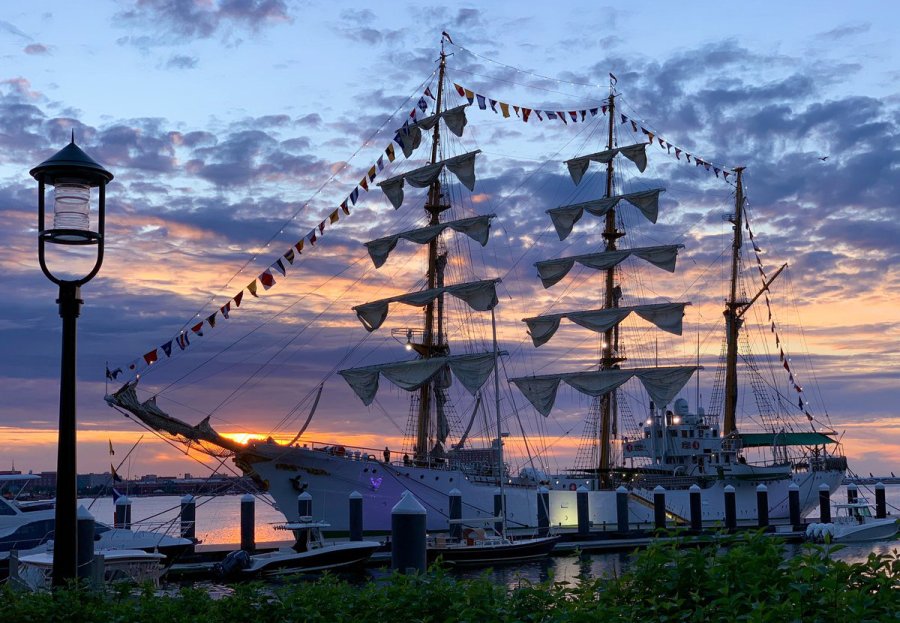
xmin=116 ymin=0 xmax=292 ymax=45
xmin=165 ymin=54 xmax=198 ymax=69
xmin=23 ymin=43 xmax=49 ymax=55
xmin=0 ymin=19 xmax=30 ymax=41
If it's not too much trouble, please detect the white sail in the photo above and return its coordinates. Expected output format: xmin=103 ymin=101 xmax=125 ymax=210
xmin=394 ymin=105 xmax=471 ymax=158
xmin=364 ymin=214 xmax=495 ymax=268
xmin=548 ymin=188 xmax=665 ymax=240
xmin=510 ymin=366 xmax=700 ymax=417
xmin=565 ymin=142 xmax=649 ymax=185
xmin=340 ymin=352 xmax=504 ymax=406
xmin=535 ymin=244 xmax=684 ymax=288
xmin=414 ymin=104 xmax=470 ymax=137
xmin=353 ymin=279 xmax=500 ymax=332
xmin=378 ymin=151 xmax=481 ymax=209
xmin=524 ymin=302 xmax=690 ymax=347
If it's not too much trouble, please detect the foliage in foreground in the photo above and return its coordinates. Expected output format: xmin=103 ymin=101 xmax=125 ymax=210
xmin=3 ymin=533 xmax=898 ymax=623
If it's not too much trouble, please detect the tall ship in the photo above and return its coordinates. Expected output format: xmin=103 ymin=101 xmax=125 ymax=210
xmin=108 ymin=36 xmax=845 ymax=532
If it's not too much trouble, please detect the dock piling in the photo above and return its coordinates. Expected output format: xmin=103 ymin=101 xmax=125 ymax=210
xmin=114 ymin=495 xmax=131 ymax=529
xmin=391 ymin=491 xmax=426 ymax=574
xmin=818 ymin=483 xmax=831 ymax=523
xmin=653 ymin=486 xmax=666 ymax=530
xmin=788 ymin=482 xmax=801 ymax=529
xmin=616 ymin=486 xmax=629 ymax=533
xmin=493 ymin=488 xmax=504 ymax=536
xmin=875 ymin=482 xmax=886 ymax=519
xmin=577 ymin=486 xmax=590 ymax=535
xmin=448 ymin=488 xmax=462 ymax=541
xmin=724 ymin=485 xmax=736 ymax=532
xmin=349 ymin=491 xmax=363 ymax=542
xmin=537 ymin=486 xmax=550 ymax=537
xmin=756 ymin=484 xmax=769 ymax=529
xmin=240 ymin=494 xmax=255 ymax=553
xmin=689 ymin=484 xmax=702 ymax=532
xmin=180 ymin=495 xmax=196 ymax=549
xmin=76 ymin=505 xmax=95 ymax=581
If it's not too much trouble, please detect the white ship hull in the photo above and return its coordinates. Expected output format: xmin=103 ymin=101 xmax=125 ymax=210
xmin=240 ymin=443 xmax=843 ymax=532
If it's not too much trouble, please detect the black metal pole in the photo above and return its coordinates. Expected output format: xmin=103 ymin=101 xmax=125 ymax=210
xmin=52 ymin=282 xmax=82 ymax=587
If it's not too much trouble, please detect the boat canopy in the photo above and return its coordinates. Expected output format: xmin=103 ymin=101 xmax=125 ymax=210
xmin=353 ymin=279 xmax=500 ymax=332
xmin=535 ymin=244 xmax=684 ymax=288
xmin=548 ymin=188 xmax=665 ymax=240
xmin=510 ymin=365 xmax=700 ymax=417
xmin=565 ymin=142 xmax=649 ymax=184
xmin=738 ymin=432 xmax=837 ymax=447
xmin=364 ymin=214 xmax=495 ymax=268
xmin=378 ymin=150 xmax=481 ymax=209
xmin=340 ymin=351 xmax=505 ymax=406
xmin=523 ymin=302 xmax=690 ymax=347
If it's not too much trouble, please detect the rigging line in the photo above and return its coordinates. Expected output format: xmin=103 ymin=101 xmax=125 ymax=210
xmin=448 ymin=42 xmax=610 ymax=91
xmin=145 ymin=250 xmax=375 ymax=402
xmin=174 ymin=71 xmax=437 ymax=336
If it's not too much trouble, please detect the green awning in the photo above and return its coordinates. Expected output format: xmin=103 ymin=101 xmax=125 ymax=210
xmin=738 ymin=432 xmax=837 ymax=448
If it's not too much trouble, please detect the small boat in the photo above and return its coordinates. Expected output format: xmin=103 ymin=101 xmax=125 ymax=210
xmin=219 ymin=520 xmax=380 ymax=578
xmin=14 ymin=549 xmax=166 ymax=590
xmin=427 ymin=526 xmax=559 ymax=566
xmin=805 ymin=502 xmax=898 ymax=543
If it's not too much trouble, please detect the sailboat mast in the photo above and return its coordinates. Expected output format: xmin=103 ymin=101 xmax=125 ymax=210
xmin=722 ymin=167 xmax=745 ymax=436
xmin=598 ymin=89 xmax=622 ymax=485
xmin=415 ymin=42 xmax=449 ymax=461
xmin=492 ymin=308 xmax=505 ymax=524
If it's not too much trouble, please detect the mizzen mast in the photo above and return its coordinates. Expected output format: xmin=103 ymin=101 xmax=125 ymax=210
xmin=722 ymin=167 xmax=745 ymax=437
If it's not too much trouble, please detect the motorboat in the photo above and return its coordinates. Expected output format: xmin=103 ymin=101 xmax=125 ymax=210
xmin=427 ymin=527 xmax=559 ymax=566
xmin=217 ymin=519 xmax=380 ymax=579
xmin=13 ymin=549 xmax=166 ymax=590
xmin=805 ymin=502 xmax=897 ymax=543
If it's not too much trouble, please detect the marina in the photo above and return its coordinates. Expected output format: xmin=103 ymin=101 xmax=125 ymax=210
xmin=1 ymin=2 xmax=898 ymax=619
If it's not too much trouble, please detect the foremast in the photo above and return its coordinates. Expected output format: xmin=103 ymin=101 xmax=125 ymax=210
xmin=416 ymin=41 xmax=450 ymax=461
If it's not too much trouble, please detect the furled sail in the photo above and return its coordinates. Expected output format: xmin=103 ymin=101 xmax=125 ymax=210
xmin=340 ymin=352 xmax=506 ymax=406
xmin=565 ymin=143 xmax=649 ymax=185
xmin=535 ymin=244 xmax=684 ymax=288
xmin=364 ymin=214 xmax=495 ymax=268
xmin=106 ymin=382 xmax=242 ymax=453
xmin=510 ymin=366 xmax=700 ymax=417
xmin=378 ymin=150 xmax=481 ymax=209
xmin=523 ymin=302 xmax=690 ymax=347
xmin=394 ymin=105 xmax=470 ymax=157
xmin=353 ymin=279 xmax=500 ymax=332
xmin=548 ymin=188 xmax=665 ymax=240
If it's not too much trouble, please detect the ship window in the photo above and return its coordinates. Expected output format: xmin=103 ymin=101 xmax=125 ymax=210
xmin=645 ymin=431 xmax=651 ymax=439
xmin=669 ymin=430 xmax=677 ymax=437
xmin=656 ymin=431 xmax=662 ymax=438
xmin=0 ymin=501 xmax=15 ymax=516
xmin=681 ymin=431 xmax=688 ymax=438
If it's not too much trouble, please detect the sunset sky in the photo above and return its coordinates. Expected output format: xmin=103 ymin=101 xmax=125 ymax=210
xmin=0 ymin=1 xmax=897 ymax=481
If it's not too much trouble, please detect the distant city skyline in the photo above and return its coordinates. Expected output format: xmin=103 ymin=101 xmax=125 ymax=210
xmin=0 ymin=1 xmax=898 ymax=477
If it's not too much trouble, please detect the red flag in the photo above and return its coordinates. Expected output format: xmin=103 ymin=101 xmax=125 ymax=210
xmin=143 ymin=350 xmax=158 ymax=365
xmin=191 ymin=322 xmax=204 ymax=335
xmin=454 ymin=83 xmax=465 ymax=97
xmin=259 ymin=271 xmax=275 ymax=290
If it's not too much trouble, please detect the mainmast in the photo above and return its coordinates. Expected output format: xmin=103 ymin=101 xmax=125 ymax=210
xmin=415 ymin=39 xmax=450 ymax=461
xmin=598 ymin=88 xmax=624 ymax=486
xmin=722 ymin=167 xmax=745 ymax=436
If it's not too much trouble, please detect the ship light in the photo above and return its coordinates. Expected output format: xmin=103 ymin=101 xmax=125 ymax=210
xmin=405 ymin=329 xmax=413 ymax=350
xmin=673 ymin=416 xmax=681 ymax=424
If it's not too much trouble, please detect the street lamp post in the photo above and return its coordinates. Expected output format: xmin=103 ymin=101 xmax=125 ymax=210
xmin=31 ymin=135 xmax=113 ymax=586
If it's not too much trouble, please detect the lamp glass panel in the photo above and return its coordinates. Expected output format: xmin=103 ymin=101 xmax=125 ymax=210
xmin=53 ymin=182 xmax=91 ymax=231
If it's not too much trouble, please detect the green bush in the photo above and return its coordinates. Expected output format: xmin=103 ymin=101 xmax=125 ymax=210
xmin=3 ymin=534 xmax=897 ymax=623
